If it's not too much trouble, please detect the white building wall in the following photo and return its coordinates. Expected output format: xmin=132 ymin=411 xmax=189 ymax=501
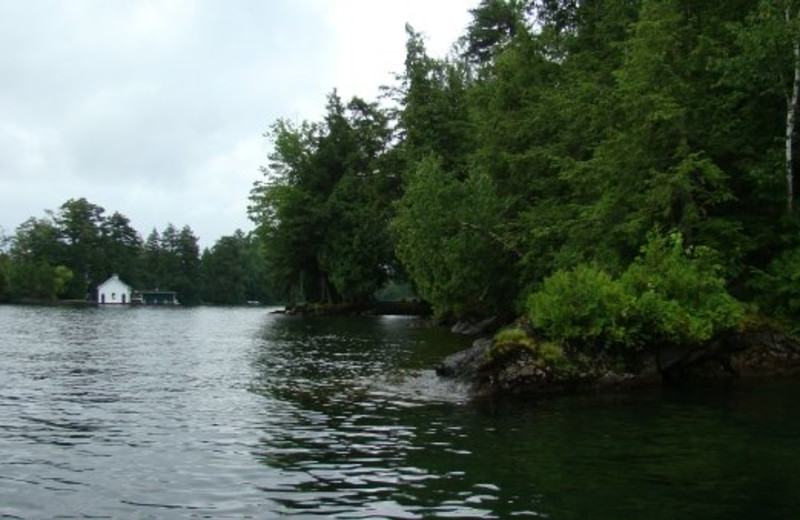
xmin=97 ymin=275 xmax=132 ymax=305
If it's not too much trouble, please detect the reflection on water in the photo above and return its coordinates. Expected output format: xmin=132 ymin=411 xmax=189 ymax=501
xmin=2 ymin=306 xmax=800 ymax=519
xmin=248 ymin=315 xmax=490 ymax=518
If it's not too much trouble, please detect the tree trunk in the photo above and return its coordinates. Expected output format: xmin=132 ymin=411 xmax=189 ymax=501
xmin=786 ymin=9 xmax=800 ymax=214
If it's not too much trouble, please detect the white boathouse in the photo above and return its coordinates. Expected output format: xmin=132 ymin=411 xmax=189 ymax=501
xmin=97 ymin=274 xmax=132 ymax=305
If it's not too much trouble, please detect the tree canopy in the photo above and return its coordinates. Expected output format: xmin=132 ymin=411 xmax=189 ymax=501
xmin=248 ymin=0 xmax=800 ymax=334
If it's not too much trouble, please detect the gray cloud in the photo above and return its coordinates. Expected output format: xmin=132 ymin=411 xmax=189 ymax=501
xmin=0 ymin=0 xmax=474 ymax=247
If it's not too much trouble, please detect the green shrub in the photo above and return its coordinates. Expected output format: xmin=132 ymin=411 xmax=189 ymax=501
xmin=621 ymin=232 xmax=743 ymax=346
xmin=749 ymin=246 xmax=800 ymax=335
xmin=488 ymin=327 xmax=571 ymax=371
xmin=493 ymin=327 xmax=533 ymax=346
xmin=526 ymin=232 xmax=744 ymax=354
xmin=537 ymin=341 xmax=570 ymax=370
xmin=526 ymin=264 xmax=635 ymax=350
xmin=489 ymin=327 xmax=536 ymax=360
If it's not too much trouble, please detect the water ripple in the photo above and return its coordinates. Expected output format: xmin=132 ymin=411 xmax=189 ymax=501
xmin=4 ymin=307 xmax=799 ymax=519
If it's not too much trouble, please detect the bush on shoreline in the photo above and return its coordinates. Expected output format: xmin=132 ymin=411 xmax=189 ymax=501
xmin=525 ymin=233 xmax=745 ymax=364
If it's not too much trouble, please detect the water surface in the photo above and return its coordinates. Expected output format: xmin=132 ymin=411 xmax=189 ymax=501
xmin=1 ymin=305 xmax=799 ymax=519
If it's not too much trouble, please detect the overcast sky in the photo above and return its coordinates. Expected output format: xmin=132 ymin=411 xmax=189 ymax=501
xmin=0 ymin=0 xmax=476 ymax=248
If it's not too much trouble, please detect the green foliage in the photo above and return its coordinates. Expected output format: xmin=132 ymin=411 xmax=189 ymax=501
xmin=243 ymin=0 xmax=800 ymax=329
xmin=8 ymin=260 xmax=59 ymax=300
xmin=200 ymin=230 xmax=268 ymax=305
xmin=165 ymin=225 xmax=201 ymax=305
xmin=54 ymin=198 xmax=106 ymax=298
xmin=729 ymin=0 xmax=800 ymax=97
xmin=394 ymin=25 xmax=474 ymax=172
xmin=749 ymin=244 xmax=800 ymax=334
xmin=488 ymin=327 xmax=570 ymax=371
xmin=621 ymin=233 xmax=745 ymax=347
xmin=391 ymin=157 xmax=517 ymax=320
xmin=537 ymin=340 xmax=568 ymax=368
xmin=493 ymin=327 xmax=537 ymax=351
xmin=8 ymin=199 xmax=149 ymax=300
xmin=52 ymin=265 xmax=74 ymax=297
xmin=102 ymin=211 xmax=143 ymax=287
xmin=319 ymin=168 xmax=394 ymax=303
xmin=249 ymin=93 xmax=397 ymax=305
xmin=461 ymin=0 xmax=528 ymax=67
xmin=9 ymin=216 xmax=69 ymax=300
xmin=0 ymin=253 xmax=10 ymax=302
xmin=527 ymin=233 xmax=744 ymax=354
xmin=133 ymin=224 xmax=204 ymax=304
xmin=557 ymin=0 xmax=745 ymax=274
xmin=527 ymin=264 xmax=634 ymax=350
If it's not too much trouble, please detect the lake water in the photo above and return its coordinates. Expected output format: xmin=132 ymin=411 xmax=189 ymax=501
xmin=2 ymin=305 xmax=800 ymax=519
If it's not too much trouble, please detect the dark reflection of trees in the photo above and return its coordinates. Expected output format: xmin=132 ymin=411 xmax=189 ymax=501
xmin=246 ymin=315 xmax=499 ymax=517
xmin=436 ymin=388 xmax=800 ymax=520
xmin=246 ymin=315 xmax=800 ymax=519
xmin=247 ymin=315 xmax=469 ymax=406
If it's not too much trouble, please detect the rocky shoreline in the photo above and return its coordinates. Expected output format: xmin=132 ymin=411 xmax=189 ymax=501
xmin=271 ymin=303 xmax=800 ymax=397
xmin=435 ymin=320 xmax=800 ymax=397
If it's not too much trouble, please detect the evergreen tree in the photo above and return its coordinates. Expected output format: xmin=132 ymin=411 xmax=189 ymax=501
xmin=198 ymin=230 xmax=267 ymax=304
xmin=249 ymin=92 xmax=399 ymax=305
xmin=101 ymin=211 xmax=143 ymax=286
xmin=53 ymin=198 xmax=106 ymax=298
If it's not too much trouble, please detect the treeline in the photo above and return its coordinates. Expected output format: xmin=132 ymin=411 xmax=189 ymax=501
xmin=249 ymin=0 xmax=800 ymax=333
xmin=0 ymin=198 xmax=269 ymax=305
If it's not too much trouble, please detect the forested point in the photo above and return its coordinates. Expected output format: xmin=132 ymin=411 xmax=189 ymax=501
xmin=246 ymin=0 xmax=800 ymax=357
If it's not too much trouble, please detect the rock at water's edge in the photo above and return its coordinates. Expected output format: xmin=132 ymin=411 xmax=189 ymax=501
xmin=435 ymin=338 xmax=492 ymax=380
xmin=450 ymin=317 xmax=498 ymax=336
xmin=436 ymin=325 xmax=800 ymax=397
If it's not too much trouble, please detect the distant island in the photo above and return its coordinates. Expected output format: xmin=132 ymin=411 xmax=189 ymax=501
xmin=0 ymin=197 xmax=270 ymax=306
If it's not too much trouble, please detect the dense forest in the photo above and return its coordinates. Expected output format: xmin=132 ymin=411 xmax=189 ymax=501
xmin=248 ymin=0 xmax=800 ymax=343
xmin=0 ymin=197 xmax=269 ymax=305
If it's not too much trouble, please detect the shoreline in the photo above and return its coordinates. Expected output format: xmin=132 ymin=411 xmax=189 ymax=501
xmin=436 ymin=323 xmax=800 ymax=398
xmin=275 ymin=301 xmax=432 ymax=317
